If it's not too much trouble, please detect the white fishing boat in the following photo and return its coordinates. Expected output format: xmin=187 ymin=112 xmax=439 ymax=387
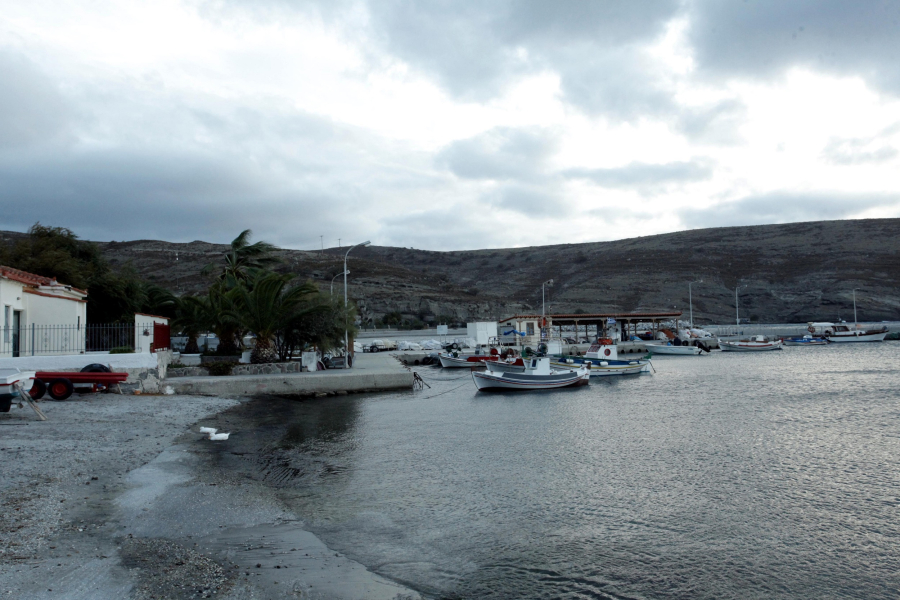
xmin=472 ymin=357 xmax=590 ymax=391
xmin=1 ymin=368 xmax=36 ymax=412
xmin=718 ymin=335 xmax=783 ymax=352
xmin=483 ymin=357 xmax=526 ymax=374
xmin=438 ymin=351 xmax=501 ymax=368
xmin=808 ymin=322 xmax=888 ymax=343
xmin=548 ymin=341 xmax=650 ymax=376
xmin=645 ymin=342 xmax=703 ymax=355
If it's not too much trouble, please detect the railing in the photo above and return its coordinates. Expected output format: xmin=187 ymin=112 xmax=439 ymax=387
xmin=0 ymin=323 xmax=167 ymax=357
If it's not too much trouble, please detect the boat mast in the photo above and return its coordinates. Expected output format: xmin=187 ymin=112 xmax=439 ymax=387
xmin=853 ymin=288 xmax=858 ymax=328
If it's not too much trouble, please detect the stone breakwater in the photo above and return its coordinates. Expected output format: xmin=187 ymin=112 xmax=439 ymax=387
xmin=168 ymin=362 xmax=304 ymax=378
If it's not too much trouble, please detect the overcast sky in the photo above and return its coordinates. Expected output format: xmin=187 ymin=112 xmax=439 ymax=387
xmin=2 ymin=0 xmax=899 ymax=250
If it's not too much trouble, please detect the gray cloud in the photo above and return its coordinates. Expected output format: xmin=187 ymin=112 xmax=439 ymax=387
xmin=565 ymin=159 xmax=714 ymax=192
xmin=678 ymin=192 xmax=900 ymax=230
xmin=673 ymin=99 xmax=747 ymax=145
xmin=493 ymin=184 xmax=564 ymax=217
xmin=0 ymin=51 xmax=73 ymax=149
xmin=822 ymin=136 xmax=898 ymax=166
xmin=687 ymin=1 xmax=900 ymax=93
xmin=436 ymin=127 xmax=557 ymax=181
xmin=368 ymin=0 xmax=681 ymax=114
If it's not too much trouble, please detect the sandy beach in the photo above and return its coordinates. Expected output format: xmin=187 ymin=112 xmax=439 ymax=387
xmin=0 ymin=390 xmax=419 ymax=599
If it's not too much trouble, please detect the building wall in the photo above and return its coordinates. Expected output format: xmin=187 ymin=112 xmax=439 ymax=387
xmin=134 ymin=314 xmax=169 ymax=354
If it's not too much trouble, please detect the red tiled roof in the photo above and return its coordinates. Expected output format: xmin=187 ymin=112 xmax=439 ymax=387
xmin=0 ymin=265 xmax=87 ymax=295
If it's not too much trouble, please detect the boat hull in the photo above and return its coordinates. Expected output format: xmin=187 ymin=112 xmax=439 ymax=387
xmin=549 ymin=358 xmax=649 ymax=376
xmin=826 ymin=332 xmax=888 ymax=343
xmin=719 ymin=340 xmax=783 ymax=352
xmin=472 ymin=369 xmax=590 ymax=391
xmin=438 ymin=354 xmax=499 ymax=368
xmin=645 ymin=343 xmax=703 ymax=355
xmin=783 ymin=337 xmax=829 ymax=346
xmin=483 ymin=360 xmax=526 ymax=374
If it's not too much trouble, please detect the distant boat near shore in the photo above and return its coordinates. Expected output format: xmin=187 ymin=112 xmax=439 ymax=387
xmin=808 ymin=322 xmax=889 ymax=343
xmin=719 ymin=335 xmax=783 ymax=352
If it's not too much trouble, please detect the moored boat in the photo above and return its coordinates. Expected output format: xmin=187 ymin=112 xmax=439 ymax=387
xmin=1 ymin=368 xmax=36 ymax=412
xmin=472 ymin=357 xmax=590 ymax=391
xmin=809 ymin=322 xmax=889 ymax=343
xmin=719 ymin=335 xmax=783 ymax=352
xmin=782 ymin=335 xmax=829 ymax=346
xmin=645 ymin=342 xmax=703 ymax=355
xmin=549 ymin=341 xmax=651 ymax=376
xmin=439 ymin=350 xmax=502 ymax=368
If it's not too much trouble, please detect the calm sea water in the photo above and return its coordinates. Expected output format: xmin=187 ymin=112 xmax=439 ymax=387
xmin=219 ymin=343 xmax=900 ymax=599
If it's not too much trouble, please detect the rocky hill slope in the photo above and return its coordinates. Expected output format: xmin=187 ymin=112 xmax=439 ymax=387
xmin=5 ymin=219 xmax=899 ymax=325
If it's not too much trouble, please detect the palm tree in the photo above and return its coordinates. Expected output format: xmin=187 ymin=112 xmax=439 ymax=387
xmin=232 ymin=272 xmax=319 ymax=363
xmin=172 ymin=295 xmax=210 ymax=354
xmin=201 ymin=229 xmax=282 ymax=288
xmin=205 ymin=283 xmax=244 ymax=355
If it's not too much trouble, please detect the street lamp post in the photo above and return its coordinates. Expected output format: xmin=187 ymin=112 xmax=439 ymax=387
xmin=853 ymin=288 xmax=859 ymax=327
xmin=331 ymin=270 xmax=348 ymax=295
xmin=734 ymin=284 xmax=747 ymax=326
xmin=343 ymin=241 xmax=370 ymax=368
xmin=541 ymin=279 xmax=553 ymax=339
xmin=688 ymin=279 xmax=702 ymax=329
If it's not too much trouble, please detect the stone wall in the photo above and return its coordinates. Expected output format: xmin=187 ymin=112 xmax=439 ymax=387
xmin=167 ymin=361 xmax=306 ymax=378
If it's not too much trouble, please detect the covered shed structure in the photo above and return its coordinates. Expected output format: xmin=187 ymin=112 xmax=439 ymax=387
xmin=499 ymin=311 xmax=683 ymax=348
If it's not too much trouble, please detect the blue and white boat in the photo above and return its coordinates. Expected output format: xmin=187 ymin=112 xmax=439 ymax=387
xmin=549 ymin=341 xmax=650 ymax=376
xmin=782 ymin=335 xmax=828 ymax=346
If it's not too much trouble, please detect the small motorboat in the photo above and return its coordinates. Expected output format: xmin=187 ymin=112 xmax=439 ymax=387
xmin=782 ymin=335 xmax=829 ymax=346
xmin=549 ymin=341 xmax=651 ymax=376
xmin=645 ymin=342 xmax=704 ymax=355
xmin=719 ymin=335 xmax=783 ymax=352
xmin=1 ymin=368 xmax=36 ymax=413
xmin=483 ymin=357 xmax=526 ymax=374
xmin=439 ymin=347 xmax=502 ymax=368
xmin=472 ymin=357 xmax=590 ymax=391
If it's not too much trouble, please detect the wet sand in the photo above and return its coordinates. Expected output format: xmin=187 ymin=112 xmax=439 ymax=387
xmin=0 ymin=391 xmax=419 ymax=599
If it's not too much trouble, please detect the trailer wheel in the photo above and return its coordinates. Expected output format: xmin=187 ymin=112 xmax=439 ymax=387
xmin=29 ymin=379 xmax=47 ymax=400
xmin=48 ymin=378 xmax=74 ymax=401
xmin=81 ymin=363 xmax=111 ymax=373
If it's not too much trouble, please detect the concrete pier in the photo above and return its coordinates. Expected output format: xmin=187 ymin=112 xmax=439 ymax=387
xmin=165 ymin=352 xmax=414 ymax=397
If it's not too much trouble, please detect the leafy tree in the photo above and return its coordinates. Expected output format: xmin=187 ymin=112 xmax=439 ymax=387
xmin=277 ymin=295 xmax=357 ymax=361
xmin=201 ymin=229 xmax=281 ymax=288
xmin=171 ymin=295 xmax=209 ymax=354
xmin=231 ymin=272 xmax=318 ymax=363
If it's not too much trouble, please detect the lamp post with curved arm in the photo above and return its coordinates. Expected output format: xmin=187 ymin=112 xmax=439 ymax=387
xmin=331 ymin=270 xmax=348 ymax=296
xmin=688 ymin=279 xmax=702 ymax=328
xmin=344 ymin=241 xmax=370 ymax=368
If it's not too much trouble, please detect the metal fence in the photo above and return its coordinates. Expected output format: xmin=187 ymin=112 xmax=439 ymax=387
xmin=0 ymin=323 xmax=161 ymax=357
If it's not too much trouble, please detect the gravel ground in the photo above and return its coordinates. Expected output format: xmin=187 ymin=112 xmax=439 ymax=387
xmin=0 ymin=391 xmax=419 ymax=600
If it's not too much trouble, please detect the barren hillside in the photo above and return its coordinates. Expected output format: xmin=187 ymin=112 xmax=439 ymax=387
xmin=5 ymin=219 xmax=898 ymax=324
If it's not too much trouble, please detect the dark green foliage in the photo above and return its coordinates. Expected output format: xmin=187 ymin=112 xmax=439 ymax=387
xmin=206 ymin=361 xmax=237 ymax=376
xmin=1 ymin=223 xmax=177 ymax=323
xmin=109 ymin=346 xmax=134 ymax=354
xmin=201 ymin=229 xmax=281 ymax=288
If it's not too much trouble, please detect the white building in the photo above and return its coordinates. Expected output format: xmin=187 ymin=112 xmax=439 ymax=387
xmin=1 ymin=265 xmax=88 ymax=357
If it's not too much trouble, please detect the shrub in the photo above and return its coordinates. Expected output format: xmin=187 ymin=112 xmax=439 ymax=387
xmin=206 ymin=361 xmax=238 ymax=376
xmin=168 ymin=362 xmax=187 ymax=369
xmin=110 ymin=346 xmax=134 ymax=354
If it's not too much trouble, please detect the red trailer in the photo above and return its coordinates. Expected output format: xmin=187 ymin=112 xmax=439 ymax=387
xmin=32 ymin=369 xmax=129 ymax=400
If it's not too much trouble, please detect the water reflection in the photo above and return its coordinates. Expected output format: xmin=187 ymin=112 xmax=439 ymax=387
xmin=211 ymin=345 xmax=900 ymax=599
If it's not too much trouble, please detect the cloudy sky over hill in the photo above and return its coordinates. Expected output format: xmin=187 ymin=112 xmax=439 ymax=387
xmin=2 ymin=0 xmax=899 ymax=250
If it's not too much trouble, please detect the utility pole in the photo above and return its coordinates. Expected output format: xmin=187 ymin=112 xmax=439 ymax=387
xmin=320 ymin=235 xmax=323 ymax=256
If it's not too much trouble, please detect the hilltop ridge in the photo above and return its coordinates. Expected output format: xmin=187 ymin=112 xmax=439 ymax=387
xmin=3 ymin=218 xmax=898 ymax=325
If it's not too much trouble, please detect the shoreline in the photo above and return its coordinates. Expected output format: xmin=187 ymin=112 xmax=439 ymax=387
xmin=0 ymin=391 xmax=420 ymax=599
